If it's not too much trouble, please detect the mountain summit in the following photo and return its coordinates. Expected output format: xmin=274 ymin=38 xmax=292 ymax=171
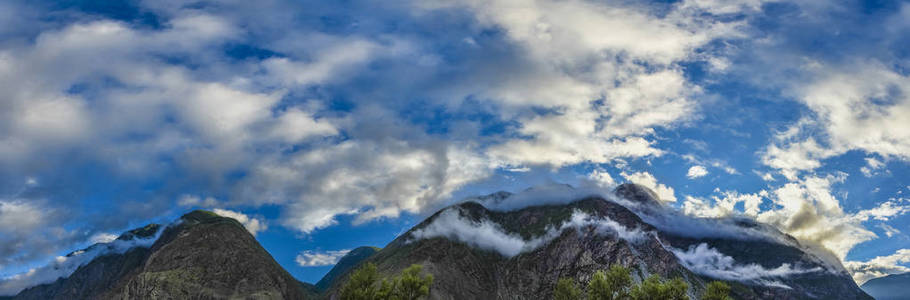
xmin=324 ymin=183 xmax=871 ymax=299
xmin=12 ymin=210 xmax=313 ymax=300
xmin=4 ymin=185 xmax=874 ymax=299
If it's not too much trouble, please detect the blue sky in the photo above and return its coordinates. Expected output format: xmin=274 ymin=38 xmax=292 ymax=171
xmin=1 ymin=0 xmax=909 ymax=293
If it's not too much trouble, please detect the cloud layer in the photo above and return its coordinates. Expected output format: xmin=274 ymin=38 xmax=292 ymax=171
xmin=410 ymin=207 xmax=645 ymax=257
xmin=669 ymin=243 xmax=822 ymax=287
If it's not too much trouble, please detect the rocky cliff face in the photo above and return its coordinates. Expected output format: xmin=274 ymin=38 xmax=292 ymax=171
xmin=14 ymin=210 xmax=313 ymax=300
xmin=325 ymin=184 xmax=871 ymax=300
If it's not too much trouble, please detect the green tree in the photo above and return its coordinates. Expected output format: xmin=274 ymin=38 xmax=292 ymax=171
xmin=394 ymin=264 xmax=434 ymax=300
xmin=588 ymin=265 xmax=632 ymax=300
xmin=340 ymin=263 xmax=381 ymax=300
xmin=702 ymin=281 xmax=732 ymax=300
xmin=630 ymin=275 xmax=688 ymax=300
xmin=554 ymin=277 xmax=582 ymax=300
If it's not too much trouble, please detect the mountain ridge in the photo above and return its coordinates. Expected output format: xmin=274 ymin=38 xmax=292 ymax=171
xmin=2 ymin=184 xmax=877 ymax=299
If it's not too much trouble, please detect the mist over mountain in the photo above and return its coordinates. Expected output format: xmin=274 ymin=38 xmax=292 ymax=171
xmin=1 ymin=183 xmax=874 ymax=299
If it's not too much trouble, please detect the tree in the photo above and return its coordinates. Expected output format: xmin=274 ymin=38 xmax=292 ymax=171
xmin=630 ymin=275 xmax=688 ymax=300
xmin=340 ymin=263 xmax=381 ymax=300
xmin=588 ymin=265 xmax=632 ymax=300
xmin=554 ymin=277 xmax=582 ymax=300
xmin=341 ymin=263 xmax=433 ymax=300
xmin=702 ymin=281 xmax=732 ymax=300
xmin=394 ymin=264 xmax=434 ymax=300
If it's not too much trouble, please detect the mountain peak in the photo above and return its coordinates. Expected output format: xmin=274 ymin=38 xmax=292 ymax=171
xmin=614 ymin=183 xmax=662 ymax=206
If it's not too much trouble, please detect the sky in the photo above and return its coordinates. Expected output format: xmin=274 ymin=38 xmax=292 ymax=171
xmin=0 ymin=0 xmax=909 ymax=293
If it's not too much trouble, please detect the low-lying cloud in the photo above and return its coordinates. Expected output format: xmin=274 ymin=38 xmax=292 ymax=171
xmin=410 ymin=207 xmax=646 ymax=257
xmin=669 ymin=243 xmax=823 ymax=288
xmin=0 ymin=225 xmax=165 ymax=296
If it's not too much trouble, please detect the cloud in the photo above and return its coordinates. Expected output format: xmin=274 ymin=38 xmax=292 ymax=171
xmin=683 ymin=191 xmax=765 ymax=218
xmin=295 ymin=249 xmax=351 ymax=267
xmin=621 ymin=171 xmax=677 ymax=202
xmin=860 ymin=157 xmax=886 ymax=177
xmin=88 ymin=233 xmax=118 ymax=244
xmin=754 ymin=174 xmax=881 ymax=261
xmin=177 ymin=195 xmax=219 ymax=208
xmin=762 ymin=63 xmax=910 ymax=179
xmin=877 ymin=224 xmax=901 ymax=238
xmin=411 ymin=207 xmax=645 ymax=258
xmin=686 ymin=165 xmax=709 ymax=179
xmin=844 ymin=249 xmax=910 ymax=284
xmin=0 ymin=226 xmax=165 ymax=296
xmin=669 ymin=243 xmax=822 ymax=287
xmin=212 ymin=209 xmax=267 ymax=236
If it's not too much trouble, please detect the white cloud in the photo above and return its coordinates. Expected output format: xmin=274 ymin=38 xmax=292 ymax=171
xmin=755 ymin=174 xmax=875 ymax=261
xmin=295 ymin=249 xmax=351 ymax=267
xmin=670 ymin=243 xmax=822 ymax=287
xmin=860 ymin=157 xmax=886 ymax=177
xmin=411 ymin=208 xmax=645 ymax=258
xmin=763 ymin=64 xmax=910 ymax=178
xmin=844 ymin=249 xmax=910 ymax=284
xmin=683 ymin=190 xmax=764 ymax=218
xmin=621 ymin=171 xmax=677 ymax=202
xmin=212 ymin=209 xmax=267 ymax=236
xmin=0 ymin=226 xmax=164 ymax=296
xmin=877 ymin=223 xmax=901 ymax=238
xmin=88 ymin=233 xmax=118 ymax=244
xmin=587 ymin=169 xmax=616 ymax=188
xmin=177 ymin=195 xmax=219 ymax=207
xmin=687 ymin=165 xmax=709 ymax=179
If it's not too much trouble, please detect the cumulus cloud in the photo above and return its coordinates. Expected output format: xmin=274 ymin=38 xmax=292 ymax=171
xmin=669 ymin=243 xmax=822 ymax=287
xmin=763 ymin=64 xmax=910 ymax=179
xmin=686 ymin=165 xmax=709 ymax=179
xmin=212 ymin=209 xmax=267 ymax=236
xmin=753 ymin=174 xmax=910 ymax=261
xmin=683 ymin=191 xmax=765 ymax=218
xmin=844 ymin=249 xmax=910 ymax=284
xmin=411 ymin=207 xmax=645 ymax=257
xmin=295 ymin=249 xmax=351 ymax=267
xmin=0 ymin=226 xmax=165 ymax=296
xmin=621 ymin=171 xmax=677 ymax=202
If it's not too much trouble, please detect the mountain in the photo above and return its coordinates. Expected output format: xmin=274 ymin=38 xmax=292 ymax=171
xmin=315 ymin=246 xmax=380 ymax=291
xmin=861 ymin=272 xmax=910 ymax=300
xmin=322 ymin=184 xmax=872 ymax=300
xmin=12 ymin=210 xmax=314 ymax=300
xmin=5 ymin=184 xmax=874 ymax=299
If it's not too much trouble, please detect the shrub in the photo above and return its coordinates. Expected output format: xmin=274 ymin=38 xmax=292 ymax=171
xmin=554 ymin=277 xmax=582 ymax=300
xmin=702 ymin=281 xmax=732 ymax=300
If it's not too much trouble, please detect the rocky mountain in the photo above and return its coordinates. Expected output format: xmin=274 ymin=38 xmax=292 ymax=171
xmin=12 ymin=210 xmax=314 ymax=300
xmin=323 ymin=184 xmax=872 ymax=300
xmin=861 ymin=272 xmax=910 ymax=300
xmin=4 ymin=184 xmax=874 ymax=299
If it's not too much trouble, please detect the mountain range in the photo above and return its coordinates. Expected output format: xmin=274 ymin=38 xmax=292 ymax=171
xmin=2 ymin=184 xmax=875 ymax=299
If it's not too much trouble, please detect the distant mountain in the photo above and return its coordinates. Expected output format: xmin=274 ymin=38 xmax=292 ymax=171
xmin=315 ymin=246 xmax=380 ymax=291
xmin=861 ymin=272 xmax=910 ymax=300
xmin=322 ymin=184 xmax=872 ymax=299
xmin=12 ymin=210 xmax=313 ymax=299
